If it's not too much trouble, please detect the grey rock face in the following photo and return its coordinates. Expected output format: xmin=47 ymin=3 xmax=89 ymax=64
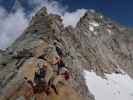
xmin=75 ymin=11 xmax=133 ymax=77
xmin=0 ymin=7 xmax=133 ymax=100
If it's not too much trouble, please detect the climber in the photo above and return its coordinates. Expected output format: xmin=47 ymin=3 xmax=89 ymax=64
xmin=53 ymin=56 xmax=70 ymax=80
xmin=52 ymin=56 xmax=65 ymax=73
xmin=24 ymin=55 xmax=52 ymax=95
xmin=53 ymin=42 xmax=63 ymax=58
xmin=36 ymin=55 xmax=53 ymax=83
xmin=33 ymin=55 xmax=53 ymax=95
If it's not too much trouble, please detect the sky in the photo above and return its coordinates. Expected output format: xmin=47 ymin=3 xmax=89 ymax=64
xmin=0 ymin=0 xmax=133 ymax=49
xmin=59 ymin=0 xmax=133 ymax=27
xmin=1 ymin=0 xmax=133 ymax=26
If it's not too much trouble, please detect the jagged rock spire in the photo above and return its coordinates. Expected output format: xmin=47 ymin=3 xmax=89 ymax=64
xmin=35 ymin=7 xmax=48 ymax=17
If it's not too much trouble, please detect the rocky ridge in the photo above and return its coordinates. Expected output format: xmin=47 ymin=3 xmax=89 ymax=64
xmin=0 ymin=7 xmax=133 ymax=100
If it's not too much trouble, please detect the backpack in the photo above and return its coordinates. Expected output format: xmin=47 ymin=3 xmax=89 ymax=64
xmin=39 ymin=68 xmax=46 ymax=78
xmin=56 ymin=46 xmax=63 ymax=57
xmin=34 ymin=68 xmax=46 ymax=85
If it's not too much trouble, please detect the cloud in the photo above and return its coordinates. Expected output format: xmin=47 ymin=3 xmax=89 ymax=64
xmin=0 ymin=0 xmax=87 ymax=49
xmin=62 ymin=9 xmax=87 ymax=27
xmin=0 ymin=7 xmax=28 ymax=49
xmin=28 ymin=0 xmax=87 ymax=27
xmin=28 ymin=0 xmax=67 ymax=16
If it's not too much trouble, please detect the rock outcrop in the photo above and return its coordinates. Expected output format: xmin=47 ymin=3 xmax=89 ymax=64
xmin=0 ymin=7 xmax=133 ymax=100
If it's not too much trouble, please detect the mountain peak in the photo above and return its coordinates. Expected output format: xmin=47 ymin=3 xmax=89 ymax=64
xmin=0 ymin=6 xmax=133 ymax=100
xmin=35 ymin=7 xmax=48 ymax=17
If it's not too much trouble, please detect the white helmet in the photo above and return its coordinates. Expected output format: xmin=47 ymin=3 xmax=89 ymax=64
xmin=36 ymin=59 xmax=44 ymax=68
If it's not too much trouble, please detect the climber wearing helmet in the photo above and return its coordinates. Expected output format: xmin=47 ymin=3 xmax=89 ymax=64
xmin=34 ymin=55 xmax=53 ymax=95
xmin=53 ymin=56 xmax=70 ymax=80
xmin=24 ymin=55 xmax=53 ymax=95
xmin=53 ymin=56 xmax=65 ymax=74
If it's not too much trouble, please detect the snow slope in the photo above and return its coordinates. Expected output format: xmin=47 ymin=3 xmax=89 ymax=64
xmin=84 ymin=70 xmax=133 ymax=100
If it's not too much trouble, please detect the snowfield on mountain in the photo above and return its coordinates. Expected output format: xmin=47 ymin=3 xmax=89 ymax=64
xmin=84 ymin=70 xmax=133 ymax=100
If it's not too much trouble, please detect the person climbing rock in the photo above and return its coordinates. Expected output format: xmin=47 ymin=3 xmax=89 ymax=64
xmin=34 ymin=55 xmax=53 ymax=95
xmin=36 ymin=55 xmax=53 ymax=83
xmin=53 ymin=42 xmax=63 ymax=58
xmin=53 ymin=56 xmax=65 ymax=75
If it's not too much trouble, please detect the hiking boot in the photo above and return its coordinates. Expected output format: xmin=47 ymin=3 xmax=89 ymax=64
xmin=44 ymin=87 xmax=51 ymax=96
xmin=51 ymin=85 xmax=58 ymax=95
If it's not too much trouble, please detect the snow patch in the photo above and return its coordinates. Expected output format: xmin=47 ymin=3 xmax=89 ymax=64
xmin=89 ymin=26 xmax=94 ymax=32
xmin=100 ymin=15 xmax=103 ymax=19
xmin=89 ymin=21 xmax=99 ymax=32
xmin=84 ymin=70 xmax=133 ymax=100
xmin=89 ymin=21 xmax=100 ymax=27
xmin=63 ymin=9 xmax=87 ymax=27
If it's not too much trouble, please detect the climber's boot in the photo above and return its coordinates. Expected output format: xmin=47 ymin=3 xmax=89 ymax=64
xmin=51 ymin=84 xmax=58 ymax=95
